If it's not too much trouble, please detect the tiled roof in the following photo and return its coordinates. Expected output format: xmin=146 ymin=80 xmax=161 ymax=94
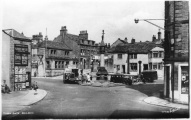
xmin=36 ymin=40 xmax=72 ymax=50
xmin=3 ymin=29 xmax=30 ymax=40
xmin=54 ymin=33 xmax=79 ymax=43
xmin=108 ymin=41 xmax=159 ymax=54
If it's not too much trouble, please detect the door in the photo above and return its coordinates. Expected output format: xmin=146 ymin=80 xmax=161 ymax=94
xmin=122 ymin=65 xmax=125 ymax=73
xmin=165 ymin=66 xmax=170 ymax=98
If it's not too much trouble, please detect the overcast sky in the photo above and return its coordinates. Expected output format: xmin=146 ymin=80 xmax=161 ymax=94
xmin=2 ymin=0 xmax=165 ymax=44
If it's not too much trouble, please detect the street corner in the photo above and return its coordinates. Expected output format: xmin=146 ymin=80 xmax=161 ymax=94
xmin=26 ymin=89 xmax=48 ymax=106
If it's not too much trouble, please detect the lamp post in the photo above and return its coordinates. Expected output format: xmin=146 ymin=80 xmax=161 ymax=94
xmin=134 ymin=18 xmax=165 ymax=30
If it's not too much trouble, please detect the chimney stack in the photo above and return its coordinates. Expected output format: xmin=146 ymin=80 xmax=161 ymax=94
xmin=60 ymin=26 xmax=67 ymax=37
xmin=124 ymin=37 xmax=128 ymax=43
xmin=152 ymin=35 xmax=156 ymax=42
xmin=131 ymin=38 xmax=135 ymax=44
xmin=79 ymin=30 xmax=88 ymax=40
xmin=158 ymin=29 xmax=161 ymax=40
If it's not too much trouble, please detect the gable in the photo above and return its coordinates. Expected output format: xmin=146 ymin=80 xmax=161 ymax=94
xmin=150 ymin=46 xmax=164 ymax=51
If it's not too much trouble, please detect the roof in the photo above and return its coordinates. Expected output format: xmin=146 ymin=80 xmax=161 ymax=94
xmin=2 ymin=29 xmax=30 ymax=40
xmin=54 ymin=33 xmax=79 ymax=43
xmin=108 ymin=41 xmax=160 ymax=54
xmin=35 ymin=40 xmax=72 ymax=50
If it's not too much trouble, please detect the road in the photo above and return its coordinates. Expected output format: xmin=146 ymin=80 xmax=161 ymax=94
xmin=4 ymin=77 xmax=189 ymax=119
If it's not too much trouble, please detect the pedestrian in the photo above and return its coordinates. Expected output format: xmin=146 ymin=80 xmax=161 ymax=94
xmin=1 ymin=80 xmax=11 ymax=94
xmin=34 ymin=82 xmax=38 ymax=95
xmin=86 ymin=73 xmax=91 ymax=83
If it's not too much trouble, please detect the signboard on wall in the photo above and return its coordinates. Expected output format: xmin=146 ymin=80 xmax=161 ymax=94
xmin=14 ymin=44 xmax=28 ymax=66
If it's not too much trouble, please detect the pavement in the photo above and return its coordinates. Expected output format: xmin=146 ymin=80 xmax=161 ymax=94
xmin=143 ymin=96 xmax=189 ymax=110
xmin=2 ymin=89 xmax=47 ymax=116
xmin=5 ymin=75 xmax=188 ymax=115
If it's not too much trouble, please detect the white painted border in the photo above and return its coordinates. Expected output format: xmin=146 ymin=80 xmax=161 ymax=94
xmin=178 ymin=63 xmax=189 ymax=103
xmin=164 ymin=64 xmax=172 ymax=98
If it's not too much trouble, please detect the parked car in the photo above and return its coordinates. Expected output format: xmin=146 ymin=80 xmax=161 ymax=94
xmin=141 ymin=71 xmax=158 ymax=82
xmin=63 ymin=69 xmax=81 ymax=84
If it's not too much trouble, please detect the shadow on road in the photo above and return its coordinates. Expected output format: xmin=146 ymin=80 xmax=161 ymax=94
xmin=125 ymin=80 xmax=164 ymax=97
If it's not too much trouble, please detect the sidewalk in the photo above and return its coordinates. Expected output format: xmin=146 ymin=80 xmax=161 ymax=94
xmin=2 ymin=89 xmax=47 ymax=116
xmin=144 ymin=96 xmax=189 ymax=110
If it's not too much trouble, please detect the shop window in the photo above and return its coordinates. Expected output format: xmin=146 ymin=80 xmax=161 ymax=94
xmin=130 ymin=63 xmax=137 ymax=71
xmin=181 ymin=66 xmax=189 ymax=94
xmin=118 ymin=54 xmax=122 ymax=59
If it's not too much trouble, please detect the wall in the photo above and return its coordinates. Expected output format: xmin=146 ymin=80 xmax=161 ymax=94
xmin=2 ymin=32 xmax=11 ymax=88
xmin=113 ymin=53 xmax=127 ymax=74
xmin=129 ymin=54 xmax=148 ymax=75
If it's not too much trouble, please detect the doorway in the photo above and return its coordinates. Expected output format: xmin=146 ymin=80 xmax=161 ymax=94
xmin=122 ymin=65 xmax=125 ymax=73
xmin=165 ymin=66 xmax=170 ymax=98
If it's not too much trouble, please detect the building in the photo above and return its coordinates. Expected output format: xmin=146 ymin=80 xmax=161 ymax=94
xmin=32 ymin=35 xmax=73 ymax=77
xmin=108 ymin=38 xmax=164 ymax=78
xmin=111 ymin=37 xmax=128 ymax=48
xmin=2 ymin=29 xmax=32 ymax=91
xmin=163 ymin=1 xmax=189 ymax=104
xmin=54 ymin=26 xmax=98 ymax=70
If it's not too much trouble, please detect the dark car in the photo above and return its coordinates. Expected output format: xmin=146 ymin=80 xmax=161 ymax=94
xmin=63 ymin=69 xmax=81 ymax=84
xmin=141 ymin=71 xmax=158 ymax=82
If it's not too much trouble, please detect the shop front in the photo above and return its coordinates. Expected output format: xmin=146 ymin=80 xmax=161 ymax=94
xmin=14 ymin=44 xmax=31 ymax=90
xmin=164 ymin=62 xmax=189 ymax=104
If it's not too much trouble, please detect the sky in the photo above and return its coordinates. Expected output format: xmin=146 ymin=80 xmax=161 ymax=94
xmin=2 ymin=0 xmax=165 ymax=44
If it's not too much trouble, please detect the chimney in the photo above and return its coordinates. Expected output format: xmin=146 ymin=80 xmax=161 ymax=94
xmin=79 ymin=30 xmax=88 ymax=40
xmin=124 ymin=37 xmax=128 ymax=43
xmin=131 ymin=38 xmax=135 ymax=44
xmin=158 ymin=29 xmax=161 ymax=40
xmin=118 ymin=38 xmax=120 ymax=40
xmin=152 ymin=35 xmax=156 ymax=42
xmin=60 ymin=26 xmax=67 ymax=37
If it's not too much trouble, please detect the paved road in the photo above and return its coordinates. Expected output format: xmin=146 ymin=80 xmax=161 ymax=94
xmin=4 ymin=78 xmax=189 ymax=119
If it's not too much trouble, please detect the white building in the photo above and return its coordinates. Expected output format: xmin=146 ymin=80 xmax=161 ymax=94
xmin=108 ymin=39 xmax=164 ymax=78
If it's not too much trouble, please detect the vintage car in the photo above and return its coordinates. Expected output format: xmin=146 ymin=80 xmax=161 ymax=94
xmin=141 ymin=71 xmax=158 ymax=82
xmin=63 ymin=69 xmax=81 ymax=84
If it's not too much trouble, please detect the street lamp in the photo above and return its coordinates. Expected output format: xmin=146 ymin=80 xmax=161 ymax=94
xmin=134 ymin=18 xmax=166 ymax=30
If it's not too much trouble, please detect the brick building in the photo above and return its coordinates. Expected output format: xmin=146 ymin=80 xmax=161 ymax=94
xmin=54 ymin=26 xmax=98 ymax=70
xmin=163 ymin=1 xmax=189 ymax=104
xmin=2 ymin=29 xmax=32 ymax=91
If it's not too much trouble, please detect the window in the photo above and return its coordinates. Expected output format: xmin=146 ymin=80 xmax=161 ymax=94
xmin=46 ymin=61 xmax=51 ymax=69
xmin=149 ymin=63 xmax=152 ymax=70
xmin=129 ymin=54 xmax=137 ymax=59
xmin=118 ymin=54 xmax=122 ymax=59
xmin=153 ymin=63 xmax=157 ymax=70
xmin=55 ymin=61 xmax=58 ymax=68
xmin=143 ymin=64 xmax=148 ymax=70
xmin=117 ymin=65 xmax=120 ymax=70
xmin=159 ymin=51 xmax=163 ymax=58
xmin=181 ymin=66 xmax=189 ymax=94
xmin=130 ymin=63 xmax=137 ymax=71
xmin=158 ymin=63 xmax=163 ymax=70
xmin=153 ymin=53 xmax=158 ymax=58
xmin=65 ymin=51 xmax=69 ymax=55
